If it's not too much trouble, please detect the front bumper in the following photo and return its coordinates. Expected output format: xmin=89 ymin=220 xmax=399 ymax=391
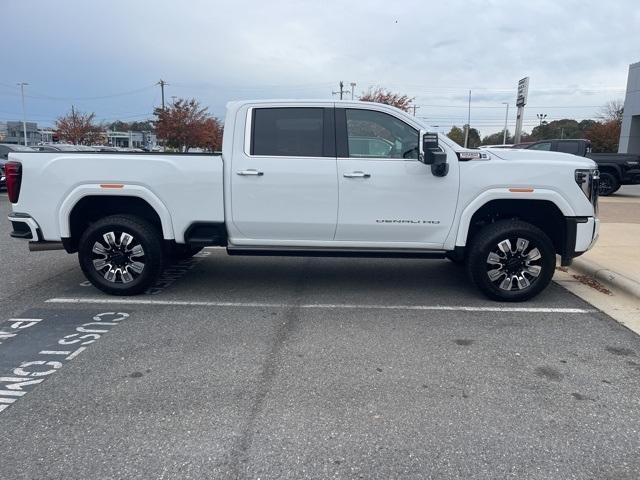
xmin=560 ymin=216 xmax=598 ymax=266
xmin=575 ymin=217 xmax=599 ymax=253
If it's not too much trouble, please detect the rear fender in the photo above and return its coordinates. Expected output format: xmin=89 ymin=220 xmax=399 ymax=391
xmin=58 ymin=184 xmax=174 ymax=239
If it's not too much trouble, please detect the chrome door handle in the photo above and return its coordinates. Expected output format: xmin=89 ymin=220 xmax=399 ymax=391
xmin=237 ymin=169 xmax=264 ymax=176
xmin=343 ymin=171 xmax=371 ymax=178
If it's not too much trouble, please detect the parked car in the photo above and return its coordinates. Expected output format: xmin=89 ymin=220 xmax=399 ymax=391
xmin=6 ymin=100 xmax=599 ymax=301
xmin=517 ymin=139 xmax=640 ymax=195
xmin=478 ymin=144 xmax=514 ymax=149
xmin=31 ymin=145 xmax=63 ymax=152
xmin=0 ymin=144 xmax=36 ymax=189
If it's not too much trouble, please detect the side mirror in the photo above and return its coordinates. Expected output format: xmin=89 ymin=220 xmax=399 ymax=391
xmin=419 ymin=131 xmax=438 ymax=164
xmin=419 ymin=130 xmax=449 ymax=177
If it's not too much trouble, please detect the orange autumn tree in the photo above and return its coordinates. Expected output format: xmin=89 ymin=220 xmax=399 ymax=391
xmin=359 ymin=87 xmax=414 ymax=112
xmin=55 ymin=106 xmax=105 ymax=145
xmin=154 ymin=98 xmax=222 ymax=152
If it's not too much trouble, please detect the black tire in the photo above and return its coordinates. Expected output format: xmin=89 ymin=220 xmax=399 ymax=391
xmin=466 ymin=220 xmax=556 ymax=302
xmin=598 ymin=172 xmax=619 ymax=196
xmin=169 ymin=244 xmax=203 ymax=260
xmin=78 ymin=215 xmax=164 ymax=296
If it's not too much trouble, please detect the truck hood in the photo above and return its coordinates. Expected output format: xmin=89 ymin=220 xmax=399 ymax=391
xmin=483 ymin=148 xmax=597 ymax=169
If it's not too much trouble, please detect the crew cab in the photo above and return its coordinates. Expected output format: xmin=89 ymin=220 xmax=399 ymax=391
xmin=6 ymin=100 xmax=600 ymax=301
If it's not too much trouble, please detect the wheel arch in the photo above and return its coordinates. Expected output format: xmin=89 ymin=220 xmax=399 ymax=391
xmin=60 ymin=185 xmax=174 ymax=252
xmin=454 ymin=192 xmax=575 ymax=258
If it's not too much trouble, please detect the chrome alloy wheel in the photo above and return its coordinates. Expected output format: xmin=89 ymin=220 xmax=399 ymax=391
xmin=486 ymin=237 xmax=542 ymax=291
xmin=91 ymin=231 xmax=145 ymax=283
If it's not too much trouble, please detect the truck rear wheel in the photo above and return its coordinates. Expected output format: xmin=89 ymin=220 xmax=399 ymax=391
xmin=466 ymin=220 xmax=556 ymax=302
xmin=78 ymin=215 xmax=164 ymax=296
xmin=598 ymin=172 xmax=619 ymax=196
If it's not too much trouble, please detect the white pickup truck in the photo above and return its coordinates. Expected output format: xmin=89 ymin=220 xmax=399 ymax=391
xmin=6 ymin=100 xmax=600 ymax=301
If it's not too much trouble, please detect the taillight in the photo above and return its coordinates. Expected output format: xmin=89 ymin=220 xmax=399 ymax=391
xmin=6 ymin=162 xmax=22 ymax=203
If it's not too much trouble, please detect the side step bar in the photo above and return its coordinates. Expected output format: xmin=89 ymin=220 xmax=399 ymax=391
xmin=29 ymin=242 xmax=65 ymax=252
xmin=227 ymin=247 xmax=448 ymax=259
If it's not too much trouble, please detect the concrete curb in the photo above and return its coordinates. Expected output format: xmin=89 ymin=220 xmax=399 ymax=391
xmin=570 ymin=257 xmax=640 ymax=300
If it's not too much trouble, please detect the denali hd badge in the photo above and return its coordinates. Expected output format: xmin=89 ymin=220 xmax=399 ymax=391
xmin=376 ymin=219 xmax=441 ymax=224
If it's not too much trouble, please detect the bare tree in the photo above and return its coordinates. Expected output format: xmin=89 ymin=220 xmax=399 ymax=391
xmin=598 ymin=100 xmax=624 ymax=123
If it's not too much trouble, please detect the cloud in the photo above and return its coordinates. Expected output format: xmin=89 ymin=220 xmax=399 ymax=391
xmin=1 ymin=0 xmax=638 ymax=135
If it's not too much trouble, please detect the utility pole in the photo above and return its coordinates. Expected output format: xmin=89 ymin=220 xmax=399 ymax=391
xmin=157 ymin=79 xmax=168 ymax=110
xmin=350 ymin=82 xmax=356 ymax=100
xmin=17 ymin=82 xmax=29 ymax=146
xmin=502 ymin=102 xmax=509 ymax=144
xmin=412 ymin=105 xmax=420 ymax=116
xmin=332 ymin=81 xmax=345 ymax=100
xmin=464 ymin=90 xmax=471 ymax=148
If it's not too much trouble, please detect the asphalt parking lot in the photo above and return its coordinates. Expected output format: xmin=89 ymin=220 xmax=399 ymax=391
xmin=1 ymin=192 xmax=640 ymax=479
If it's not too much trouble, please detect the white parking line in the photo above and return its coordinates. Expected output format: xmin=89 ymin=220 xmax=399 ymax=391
xmin=45 ymin=297 xmax=595 ymax=314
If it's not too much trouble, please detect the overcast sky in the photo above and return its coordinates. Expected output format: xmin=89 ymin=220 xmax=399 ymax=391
xmin=2 ymin=0 xmax=638 ymax=135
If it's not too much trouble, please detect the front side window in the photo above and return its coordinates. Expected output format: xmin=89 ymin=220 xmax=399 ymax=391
xmin=346 ymin=109 xmax=418 ymax=159
xmin=251 ymin=108 xmax=324 ymax=157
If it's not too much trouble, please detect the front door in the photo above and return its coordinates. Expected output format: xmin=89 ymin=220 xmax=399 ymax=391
xmin=334 ymin=107 xmax=459 ymax=248
xmin=231 ymin=106 xmax=338 ymax=241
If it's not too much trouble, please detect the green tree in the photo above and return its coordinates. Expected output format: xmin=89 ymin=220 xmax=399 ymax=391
xmin=446 ymin=126 xmax=464 ymax=145
xmin=482 ymin=129 xmax=512 ymax=146
xmin=530 ymin=119 xmax=586 ymax=140
xmin=446 ymin=125 xmax=481 ymax=147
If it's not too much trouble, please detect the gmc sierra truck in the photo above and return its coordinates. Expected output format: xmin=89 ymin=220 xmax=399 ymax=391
xmin=6 ymin=100 xmax=600 ymax=301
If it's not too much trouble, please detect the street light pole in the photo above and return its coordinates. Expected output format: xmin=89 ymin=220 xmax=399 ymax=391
xmin=502 ymin=102 xmax=509 ymax=144
xmin=464 ymin=89 xmax=471 ymax=148
xmin=17 ymin=82 xmax=29 ymax=146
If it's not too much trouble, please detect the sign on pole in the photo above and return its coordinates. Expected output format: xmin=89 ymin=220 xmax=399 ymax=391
xmin=516 ymin=77 xmax=529 ymax=107
xmin=514 ymin=76 xmax=529 ymax=143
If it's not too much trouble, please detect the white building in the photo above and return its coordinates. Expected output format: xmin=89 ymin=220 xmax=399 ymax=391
xmin=107 ymin=130 xmax=157 ymax=149
xmin=620 ymin=61 xmax=640 ymax=154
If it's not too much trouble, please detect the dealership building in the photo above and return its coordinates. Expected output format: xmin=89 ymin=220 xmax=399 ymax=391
xmin=620 ymin=61 xmax=640 ymax=154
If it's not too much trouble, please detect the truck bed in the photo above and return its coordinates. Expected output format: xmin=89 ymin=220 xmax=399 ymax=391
xmin=7 ymin=152 xmax=224 ymax=243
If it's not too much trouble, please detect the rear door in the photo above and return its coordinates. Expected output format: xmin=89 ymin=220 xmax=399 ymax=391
xmin=230 ymin=106 xmax=338 ymax=241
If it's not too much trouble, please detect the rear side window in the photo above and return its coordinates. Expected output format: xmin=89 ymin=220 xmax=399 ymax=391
xmin=251 ymin=108 xmax=324 ymax=157
xmin=557 ymin=141 xmax=580 ymax=155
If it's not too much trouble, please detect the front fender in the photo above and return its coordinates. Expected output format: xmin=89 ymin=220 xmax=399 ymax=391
xmin=452 ymin=188 xmax=576 ymax=247
xmin=58 ymin=184 xmax=175 ymax=239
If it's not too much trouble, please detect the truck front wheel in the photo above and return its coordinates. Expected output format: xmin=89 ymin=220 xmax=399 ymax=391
xmin=467 ymin=220 xmax=556 ymax=302
xmin=598 ymin=172 xmax=619 ymax=196
xmin=78 ymin=215 xmax=164 ymax=296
